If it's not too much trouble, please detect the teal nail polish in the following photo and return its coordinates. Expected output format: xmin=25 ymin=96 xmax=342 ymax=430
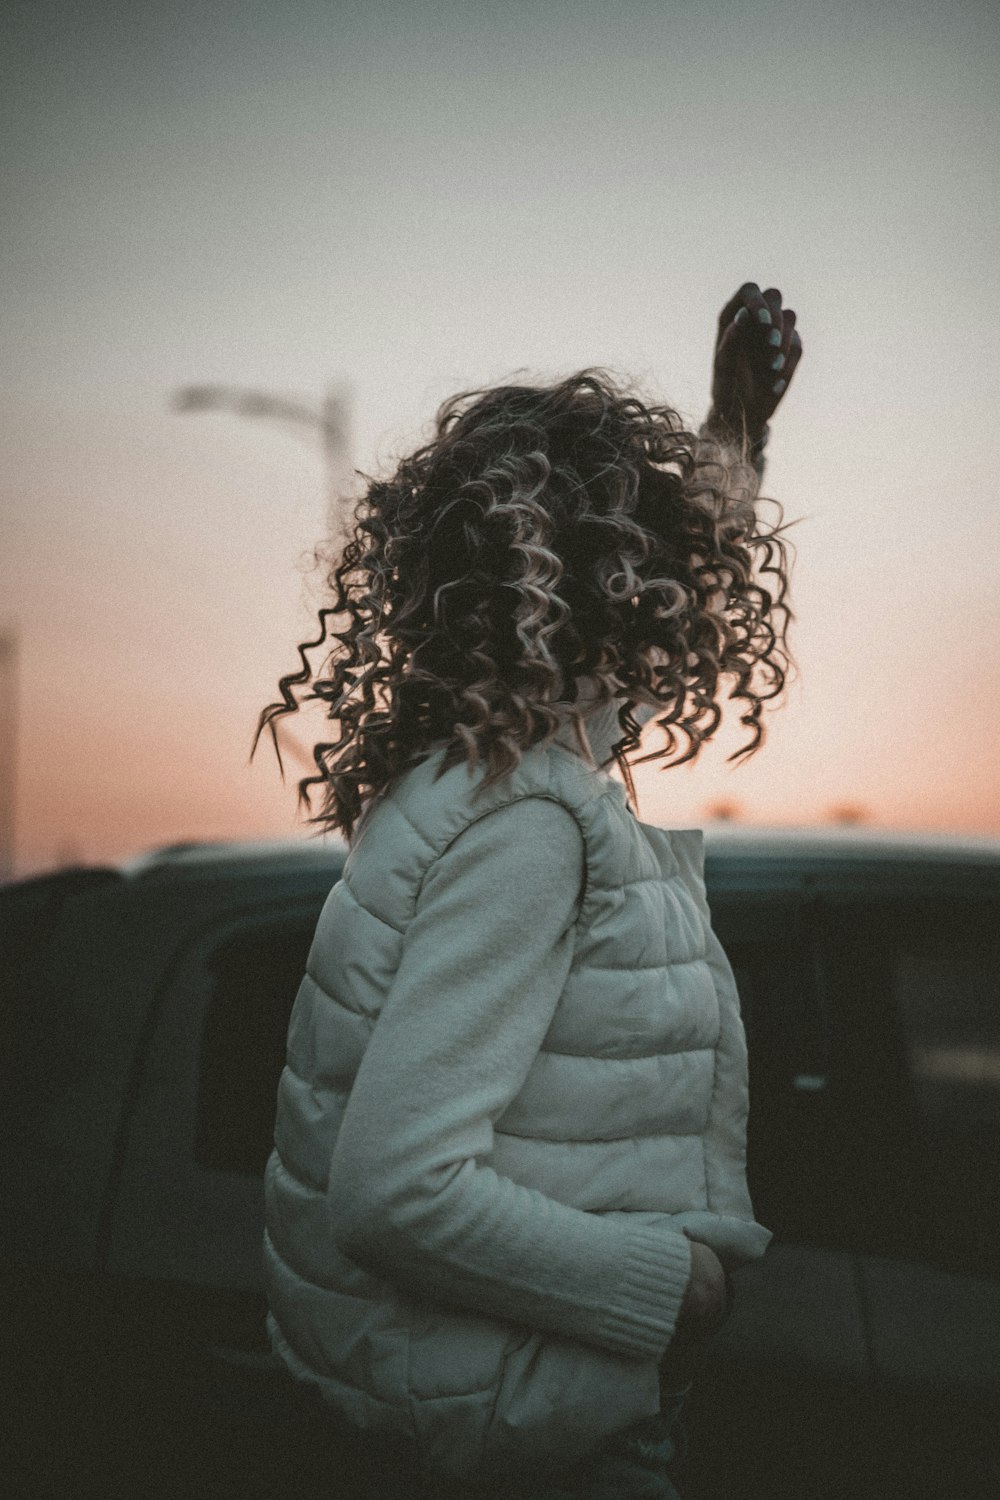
xmin=768 ymin=328 xmax=782 ymax=347
xmin=756 ymin=308 xmax=772 ymax=326
xmin=772 ymin=378 xmax=786 ymax=395
xmin=771 ymin=353 xmax=785 ymax=371
xmin=735 ymin=306 xmax=750 ymax=324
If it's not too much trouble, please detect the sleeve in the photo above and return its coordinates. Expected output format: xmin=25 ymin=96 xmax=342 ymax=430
xmin=670 ymin=832 xmax=771 ymax=1239
xmin=327 ymin=795 xmax=693 ymax=1362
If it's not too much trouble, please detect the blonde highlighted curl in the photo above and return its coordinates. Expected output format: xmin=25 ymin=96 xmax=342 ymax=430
xmin=252 ymin=367 xmax=796 ymax=842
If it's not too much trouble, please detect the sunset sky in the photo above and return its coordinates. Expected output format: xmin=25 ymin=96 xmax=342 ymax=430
xmin=3 ymin=0 xmax=999 ymax=878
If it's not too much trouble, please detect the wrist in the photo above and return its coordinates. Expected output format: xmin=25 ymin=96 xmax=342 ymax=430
xmin=747 ymin=423 xmax=770 ymax=465
xmin=703 ymin=410 xmax=769 ymax=478
xmin=703 ymin=406 xmax=768 ymax=447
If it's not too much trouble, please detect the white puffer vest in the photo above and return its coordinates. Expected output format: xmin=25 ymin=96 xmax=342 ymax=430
xmin=263 ymin=739 xmax=770 ymax=1484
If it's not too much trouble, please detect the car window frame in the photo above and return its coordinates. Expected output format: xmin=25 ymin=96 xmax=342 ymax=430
xmin=102 ymin=889 xmax=331 ymax=1290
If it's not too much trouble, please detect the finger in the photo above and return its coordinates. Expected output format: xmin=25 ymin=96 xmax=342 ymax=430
xmin=760 ymin=286 xmax=785 ymax=356
xmin=773 ymin=318 xmax=803 ymax=399
xmin=738 ymin=296 xmax=791 ymax=394
xmin=767 ymin=308 xmax=797 ymax=380
xmin=724 ymin=1270 xmax=736 ymax=1319
xmin=762 ymin=286 xmax=783 ymax=326
xmin=724 ymin=291 xmax=778 ymax=377
xmin=716 ymin=281 xmax=761 ymax=334
xmin=747 ymin=290 xmax=775 ymax=339
xmin=713 ymin=311 xmax=748 ymax=370
xmin=780 ymin=327 xmax=803 ymax=392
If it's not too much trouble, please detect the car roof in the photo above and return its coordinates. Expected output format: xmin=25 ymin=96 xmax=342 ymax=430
xmin=118 ymin=836 xmax=349 ymax=881
xmin=699 ymin=824 xmax=1000 ymax=897
xmin=9 ymin=824 xmax=999 ymax=900
xmin=114 ymin=824 xmax=1000 ymax=877
xmin=701 ymin=823 xmax=1000 ymax=863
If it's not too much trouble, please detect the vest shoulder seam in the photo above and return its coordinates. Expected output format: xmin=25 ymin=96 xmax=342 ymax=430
xmin=416 ymin=790 xmax=592 ymax=920
xmin=300 ymin=965 xmax=376 ymax=1021
xmin=339 ymin=868 xmax=405 ymax=935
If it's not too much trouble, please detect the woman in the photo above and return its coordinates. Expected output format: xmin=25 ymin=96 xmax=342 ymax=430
xmin=254 ymin=282 xmax=802 ymax=1498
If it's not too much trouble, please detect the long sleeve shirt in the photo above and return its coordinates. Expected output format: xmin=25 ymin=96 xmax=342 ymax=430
xmin=327 ymin=792 xmax=694 ymax=1360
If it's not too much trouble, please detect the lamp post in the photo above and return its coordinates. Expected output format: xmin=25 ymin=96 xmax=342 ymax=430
xmin=171 ymin=380 xmax=354 ymax=522
xmin=0 ymin=628 xmax=18 ymax=883
xmin=171 ymin=381 xmax=356 ymax=777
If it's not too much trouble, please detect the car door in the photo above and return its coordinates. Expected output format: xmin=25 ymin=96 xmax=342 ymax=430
xmin=95 ymin=887 xmax=338 ymax=1492
xmin=820 ymin=889 xmax=1000 ymax=1498
xmin=706 ymin=889 xmax=872 ymax=1370
xmin=104 ymin=894 xmax=325 ymax=1294
xmin=678 ymin=882 xmax=875 ymax=1499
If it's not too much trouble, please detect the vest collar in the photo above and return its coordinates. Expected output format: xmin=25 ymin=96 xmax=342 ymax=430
xmin=551 ymin=675 xmax=660 ymax=775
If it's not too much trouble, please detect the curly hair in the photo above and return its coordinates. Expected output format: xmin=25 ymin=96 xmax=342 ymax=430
xmin=252 ymin=367 xmax=795 ymax=842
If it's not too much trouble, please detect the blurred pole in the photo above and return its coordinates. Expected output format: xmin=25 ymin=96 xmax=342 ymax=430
xmin=171 ymin=380 xmax=356 ymax=771
xmin=321 ymin=381 xmax=354 ymax=527
xmin=0 ymin=628 xmax=18 ymax=883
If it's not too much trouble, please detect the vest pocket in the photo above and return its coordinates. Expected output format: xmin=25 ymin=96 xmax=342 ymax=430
xmin=398 ymin=1291 xmax=662 ymax=1487
xmin=401 ymin=1291 xmax=526 ymax=1402
xmin=401 ymin=1293 xmax=529 ymax=1481
xmin=480 ymin=1329 xmax=662 ymax=1486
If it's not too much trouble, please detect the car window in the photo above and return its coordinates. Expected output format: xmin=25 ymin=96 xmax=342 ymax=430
xmin=891 ymin=902 xmax=1000 ymax=1277
xmin=106 ymin=891 xmax=333 ymax=1288
xmin=195 ymin=919 xmax=317 ymax=1176
xmin=0 ymin=870 xmax=120 ymax=1053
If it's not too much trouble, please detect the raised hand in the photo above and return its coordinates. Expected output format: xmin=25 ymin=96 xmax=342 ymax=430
xmin=708 ymin=281 xmax=803 ymax=444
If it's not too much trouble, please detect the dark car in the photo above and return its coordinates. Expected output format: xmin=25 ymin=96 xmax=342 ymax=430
xmin=2 ymin=828 xmax=998 ymax=1499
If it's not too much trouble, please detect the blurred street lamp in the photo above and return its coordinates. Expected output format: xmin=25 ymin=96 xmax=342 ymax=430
xmin=704 ymin=799 xmax=743 ymax=822
xmin=171 ymin=383 xmax=357 ymax=779
xmin=0 ymin=628 xmax=18 ymax=882
xmin=171 ymin=380 xmax=354 ymax=521
xmin=826 ymin=803 xmax=869 ymax=825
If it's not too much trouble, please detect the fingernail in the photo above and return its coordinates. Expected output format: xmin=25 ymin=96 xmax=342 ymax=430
xmin=770 ymin=353 xmax=785 ymax=371
xmin=768 ymin=328 xmax=782 ymax=347
xmin=735 ymin=306 xmax=750 ymax=325
xmin=772 ymin=378 xmax=786 ymax=395
xmin=756 ymin=308 xmax=772 ymax=326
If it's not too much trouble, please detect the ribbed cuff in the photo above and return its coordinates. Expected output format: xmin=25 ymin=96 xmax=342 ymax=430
xmin=595 ymin=1225 xmax=692 ymax=1360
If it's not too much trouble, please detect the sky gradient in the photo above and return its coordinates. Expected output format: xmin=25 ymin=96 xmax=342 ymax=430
xmin=3 ymin=0 xmax=999 ymax=877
